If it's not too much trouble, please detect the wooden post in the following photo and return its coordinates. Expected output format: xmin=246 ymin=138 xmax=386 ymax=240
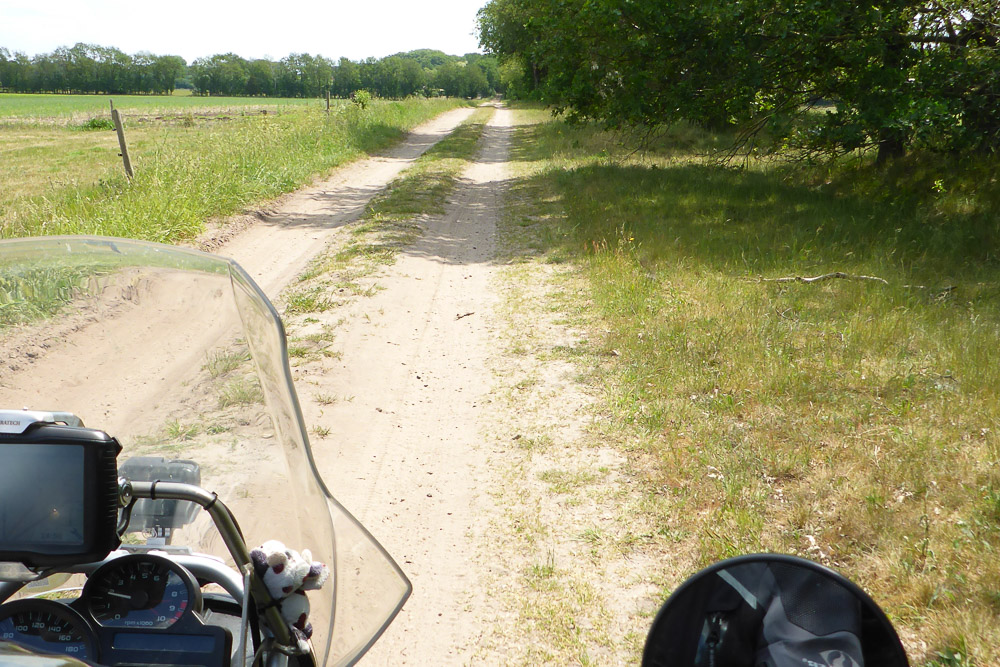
xmin=326 ymin=90 xmax=331 ymax=114
xmin=110 ymin=100 xmax=134 ymax=180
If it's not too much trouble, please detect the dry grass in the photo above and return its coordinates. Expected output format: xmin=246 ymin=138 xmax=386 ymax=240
xmin=499 ymin=104 xmax=1000 ymax=665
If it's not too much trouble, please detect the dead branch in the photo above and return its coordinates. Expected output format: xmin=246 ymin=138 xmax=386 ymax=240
xmin=760 ymin=272 xmax=890 ymax=285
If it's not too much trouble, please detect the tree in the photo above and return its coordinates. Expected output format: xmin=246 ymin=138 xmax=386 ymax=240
xmin=393 ymin=49 xmax=452 ymax=70
xmin=31 ymin=53 xmax=67 ymax=93
xmin=433 ymin=61 xmax=491 ymax=98
xmin=433 ymin=62 xmax=465 ymax=98
xmin=64 ymin=44 xmax=97 ymax=92
xmin=1 ymin=51 xmax=32 ymax=92
xmin=191 ymin=53 xmax=249 ymax=96
xmin=92 ymin=46 xmax=133 ymax=94
xmin=152 ymin=55 xmax=186 ymax=95
xmin=398 ymin=58 xmax=426 ymax=97
xmin=246 ymin=59 xmax=276 ymax=97
xmin=300 ymin=54 xmax=334 ymax=98
xmin=477 ymin=0 xmax=545 ymax=93
xmin=466 ymin=54 xmax=501 ymax=94
xmin=331 ymin=57 xmax=361 ymax=97
xmin=477 ymin=0 xmax=1000 ymax=158
xmin=0 ymin=43 xmax=497 ymax=100
xmin=0 ymin=47 xmax=8 ymax=90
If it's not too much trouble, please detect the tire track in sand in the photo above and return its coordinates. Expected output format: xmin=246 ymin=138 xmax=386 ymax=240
xmin=297 ymin=105 xmax=514 ymax=665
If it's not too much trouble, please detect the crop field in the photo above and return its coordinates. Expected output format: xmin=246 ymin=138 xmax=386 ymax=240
xmin=0 ymin=94 xmax=469 ymax=241
xmin=0 ymin=92 xmax=326 ymax=125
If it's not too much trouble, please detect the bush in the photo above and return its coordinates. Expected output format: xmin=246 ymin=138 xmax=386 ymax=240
xmin=78 ymin=116 xmax=115 ymax=131
xmin=351 ymin=89 xmax=372 ymax=110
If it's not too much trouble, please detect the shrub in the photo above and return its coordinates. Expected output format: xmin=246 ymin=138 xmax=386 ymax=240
xmin=352 ymin=89 xmax=372 ymax=110
xmin=78 ymin=116 xmax=115 ymax=131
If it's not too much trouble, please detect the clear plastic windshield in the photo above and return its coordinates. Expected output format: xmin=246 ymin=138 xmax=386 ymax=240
xmin=0 ymin=236 xmax=410 ymax=666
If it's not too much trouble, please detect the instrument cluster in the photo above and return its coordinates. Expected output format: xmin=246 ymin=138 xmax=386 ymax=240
xmin=0 ymin=553 xmax=231 ymax=666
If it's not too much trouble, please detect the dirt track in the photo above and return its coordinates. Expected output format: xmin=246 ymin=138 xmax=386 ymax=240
xmin=291 ymin=107 xmax=511 ymax=664
xmin=0 ymin=104 xmax=652 ymax=664
xmin=1 ymin=105 xmax=511 ymax=661
xmin=213 ymin=103 xmax=568 ymax=663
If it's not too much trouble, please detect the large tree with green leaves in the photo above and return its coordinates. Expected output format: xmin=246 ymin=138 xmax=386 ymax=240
xmin=478 ymin=0 xmax=1000 ymax=159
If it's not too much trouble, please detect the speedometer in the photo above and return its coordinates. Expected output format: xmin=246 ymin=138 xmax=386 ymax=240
xmin=0 ymin=599 xmax=96 ymax=661
xmin=84 ymin=554 xmax=201 ymax=629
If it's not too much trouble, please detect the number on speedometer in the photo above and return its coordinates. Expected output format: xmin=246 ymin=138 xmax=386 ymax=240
xmin=0 ymin=600 xmax=96 ymax=660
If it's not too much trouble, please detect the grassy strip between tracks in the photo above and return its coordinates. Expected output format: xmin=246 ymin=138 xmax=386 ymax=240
xmin=501 ymin=104 xmax=1000 ymax=666
xmin=294 ymin=104 xmax=495 ymax=286
xmin=0 ymin=97 xmax=471 ymax=242
xmin=277 ymin=106 xmax=494 ymax=436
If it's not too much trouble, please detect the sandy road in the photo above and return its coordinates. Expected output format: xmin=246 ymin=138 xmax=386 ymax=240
xmin=295 ymin=106 xmax=514 ymax=664
xmin=0 ymin=104 xmax=514 ymax=663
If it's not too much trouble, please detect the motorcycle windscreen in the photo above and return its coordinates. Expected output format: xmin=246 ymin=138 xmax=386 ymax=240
xmin=0 ymin=237 xmax=410 ymax=666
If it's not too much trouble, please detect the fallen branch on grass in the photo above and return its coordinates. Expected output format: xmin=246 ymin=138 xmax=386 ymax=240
xmin=760 ymin=272 xmax=890 ymax=285
xmin=758 ymin=273 xmax=957 ymax=299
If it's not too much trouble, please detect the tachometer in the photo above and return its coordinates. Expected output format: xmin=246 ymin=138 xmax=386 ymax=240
xmin=0 ymin=599 xmax=96 ymax=661
xmin=84 ymin=554 xmax=201 ymax=629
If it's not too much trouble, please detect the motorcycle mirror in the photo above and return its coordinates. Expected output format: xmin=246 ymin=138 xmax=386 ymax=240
xmin=642 ymin=554 xmax=909 ymax=667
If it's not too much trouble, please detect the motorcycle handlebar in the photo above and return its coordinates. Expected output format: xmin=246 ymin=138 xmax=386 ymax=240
xmin=127 ymin=481 xmax=296 ymax=650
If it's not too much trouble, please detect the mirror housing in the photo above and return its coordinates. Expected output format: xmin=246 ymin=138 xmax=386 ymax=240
xmin=643 ymin=554 xmax=908 ymax=667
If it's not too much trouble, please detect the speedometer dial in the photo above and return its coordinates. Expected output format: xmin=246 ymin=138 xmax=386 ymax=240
xmin=84 ymin=554 xmax=201 ymax=629
xmin=0 ymin=599 xmax=96 ymax=661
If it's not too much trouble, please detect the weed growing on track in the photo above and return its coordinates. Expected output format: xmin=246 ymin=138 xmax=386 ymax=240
xmin=204 ymin=348 xmax=248 ymax=378
xmin=218 ymin=376 xmax=264 ymax=408
xmin=0 ymin=98 xmax=470 ymax=242
xmin=0 ymin=265 xmax=94 ymax=326
xmin=285 ymin=286 xmax=337 ymax=315
xmin=502 ymin=105 xmax=1000 ymax=664
xmin=165 ymin=419 xmax=199 ymax=441
xmin=484 ymin=242 xmax=630 ymax=665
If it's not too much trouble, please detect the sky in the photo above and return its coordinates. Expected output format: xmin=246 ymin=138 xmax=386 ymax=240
xmin=0 ymin=0 xmax=490 ymax=63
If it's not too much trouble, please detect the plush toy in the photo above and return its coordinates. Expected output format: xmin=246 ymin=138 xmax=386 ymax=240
xmin=250 ymin=539 xmax=330 ymax=652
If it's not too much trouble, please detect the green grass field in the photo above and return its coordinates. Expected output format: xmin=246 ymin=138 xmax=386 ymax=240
xmin=0 ymin=94 xmax=471 ymax=242
xmin=0 ymin=92 xmax=324 ymax=123
xmin=503 ymin=105 xmax=1000 ymax=665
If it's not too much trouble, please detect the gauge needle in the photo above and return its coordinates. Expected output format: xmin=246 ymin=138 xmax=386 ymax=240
xmin=106 ymin=592 xmax=132 ymax=600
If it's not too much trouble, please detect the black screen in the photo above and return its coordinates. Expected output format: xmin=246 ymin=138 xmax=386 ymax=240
xmin=0 ymin=444 xmax=85 ymax=551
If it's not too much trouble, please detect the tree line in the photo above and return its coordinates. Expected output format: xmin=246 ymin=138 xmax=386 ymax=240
xmin=0 ymin=45 xmax=500 ymax=99
xmin=0 ymin=44 xmax=184 ymax=95
xmin=477 ymin=0 xmax=1000 ymax=160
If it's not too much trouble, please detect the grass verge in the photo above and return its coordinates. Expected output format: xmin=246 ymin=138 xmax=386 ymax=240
xmin=1 ymin=98 xmax=470 ymax=242
xmin=500 ymin=104 xmax=1000 ymax=665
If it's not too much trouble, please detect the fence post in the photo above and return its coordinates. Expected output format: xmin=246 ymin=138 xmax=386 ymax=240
xmin=110 ymin=100 xmax=134 ymax=180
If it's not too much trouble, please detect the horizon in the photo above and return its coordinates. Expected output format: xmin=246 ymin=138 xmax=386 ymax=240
xmin=0 ymin=43 xmax=489 ymax=66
